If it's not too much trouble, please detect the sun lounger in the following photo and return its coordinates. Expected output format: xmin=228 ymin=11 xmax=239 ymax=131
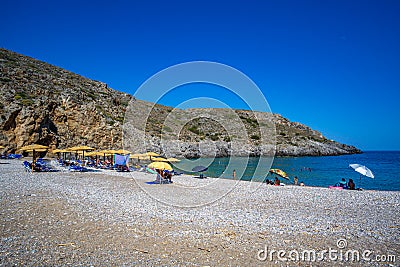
xmin=154 ymin=172 xmax=171 ymax=184
xmin=116 ymin=164 xmax=130 ymax=172
xmin=69 ymin=165 xmax=88 ymax=172
xmin=36 ymin=162 xmax=59 ymax=172
xmin=7 ymin=154 xmax=22 ymax=159
xmin=23 ymin=161 xmax=32 ymax=172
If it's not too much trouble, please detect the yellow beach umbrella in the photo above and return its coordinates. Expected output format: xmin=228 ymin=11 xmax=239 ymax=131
xmin=85 ymin=151 xmax=97 ymax=157
xmin=19 ymin=144 xmax=49 ymax=171
xmin=23 ymin=148 xmax=48 ymax=153
xmin=146 ymin=152 xmax=160 ymax=157
xmin=152 ymin=157 xmax=168 ymax=162
xmin=131 ymin=153 xmax=150 ymax=161
xmin=68 ymin=146 xmax=95 ymax=152
xmin=148 ymin=161 xmax=173 ymax=171
xmin=146 ymin=151 xmax=160 ymax=160
xmin=100 ymin=149 xmax=118 ymax=154
xmin=0 ymin=145 xmax=5 ymax=149
xmin=269 ymin=168 xmax=290 ymax=180
xmin=68 ymin=146 xmax=95 ymax=158
xmin=20 ymin=144 xmax=49 ymax=151
xmin=115 ymin=149 xmax=131 ymax=155
xmin=167 ymin=158 xmax=180 ymax=163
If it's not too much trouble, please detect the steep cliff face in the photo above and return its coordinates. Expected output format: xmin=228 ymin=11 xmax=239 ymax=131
xmin=0 ymin=48 xmax=361 ymax=156
xmin=0 ymin=48 xmax=131 ymax=151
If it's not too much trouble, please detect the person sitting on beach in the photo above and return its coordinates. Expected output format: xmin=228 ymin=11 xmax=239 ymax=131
xmin=338 ymin=178 xmax=348 ymax=189
xmin=164 ymin=170 xmax=173 ymax=183
xmin=348 ymin=179 xmax=356 ymax=190
xmin=300 ymin=181 xmax=305 ymax=186
xmin=274 ymin=177 xmax=280 ymax=186
xmin=265 ymin=178 xmax=270 ymax=185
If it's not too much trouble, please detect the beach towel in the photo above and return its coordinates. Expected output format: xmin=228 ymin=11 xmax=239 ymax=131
xmin=146 ymin=167 xmax=157 ymax=174
xmin=115 ymin=154 xmax=130 ymax=165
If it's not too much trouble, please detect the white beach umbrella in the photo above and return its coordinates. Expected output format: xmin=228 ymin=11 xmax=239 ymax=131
xmin=349 ymin=164 xmax=374 ymax=178
xmin=349 ymin=164 xmax=374 ymax=188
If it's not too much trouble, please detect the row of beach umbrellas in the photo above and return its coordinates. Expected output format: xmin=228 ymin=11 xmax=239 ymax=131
xmin=19 ymin=145 xmax=178 ymax=161
xmin=16 ymin=144 xmax=181 ymax=171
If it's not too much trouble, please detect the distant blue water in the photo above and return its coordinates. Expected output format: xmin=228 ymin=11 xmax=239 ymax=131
xmin=173 ymin=151 xmax=400 ymax=191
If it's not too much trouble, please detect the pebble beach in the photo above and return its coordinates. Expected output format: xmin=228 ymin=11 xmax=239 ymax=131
xmin=1 ymin=160 xmax=399 ymax=266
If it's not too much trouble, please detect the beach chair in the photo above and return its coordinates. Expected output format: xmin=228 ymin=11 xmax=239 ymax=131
xmin=152 ymin=170 xmax=171 ymax=184
xmin=58 ymin=158 xmax=65 ymax=167
xmin=23 ymin=161 xmax=32 ymax=172
xmin=36 ymin=161 xmax=59 ymax=172
xmin=68 ymin=164 xmax=87 ymax=172
xmin=116 ymin=164 xmax=130 ymax=172
xmin=86 ymin=160 xmax=95 ymax=167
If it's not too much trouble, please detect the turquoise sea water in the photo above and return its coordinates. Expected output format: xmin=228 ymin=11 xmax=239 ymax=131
xmin=173 ymin=151 xmax=400 ymax=191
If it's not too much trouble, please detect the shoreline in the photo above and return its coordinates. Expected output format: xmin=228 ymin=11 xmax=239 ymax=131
xmin=3 ymin=157 xmax=399 ymax=193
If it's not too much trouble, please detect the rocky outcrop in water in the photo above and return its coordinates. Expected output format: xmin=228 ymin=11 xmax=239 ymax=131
xmin=0 ymin=48 xmax=361 ymax=157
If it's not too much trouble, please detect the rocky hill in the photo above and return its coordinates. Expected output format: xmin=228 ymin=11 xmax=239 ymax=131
xmin=0 ymin=48 xmax=361 ymax=157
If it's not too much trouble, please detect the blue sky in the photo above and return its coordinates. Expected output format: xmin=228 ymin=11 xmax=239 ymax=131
xmin=2 ymin=0 xmax=400 ymax=150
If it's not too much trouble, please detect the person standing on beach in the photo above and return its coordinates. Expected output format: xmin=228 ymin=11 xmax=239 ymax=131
xmin=294 ymin=176 xmax=298 ymax=185
xmin=233 ymin=169 xmax=236 ymax=180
